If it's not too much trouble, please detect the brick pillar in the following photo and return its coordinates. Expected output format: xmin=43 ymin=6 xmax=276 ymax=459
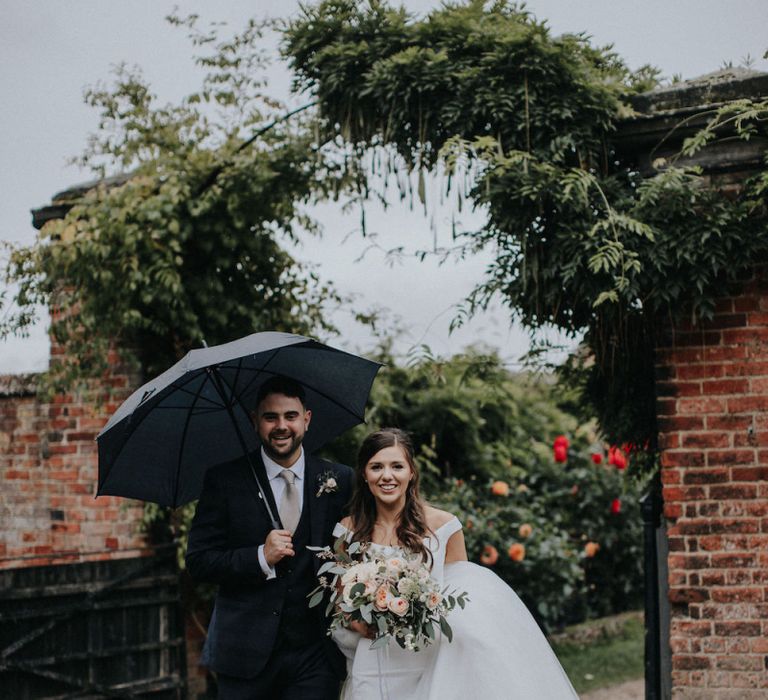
xmin=656 ymin=270 xmax=768 ymax=698
xmin=0 ymin=348 xmax=148 ymax=569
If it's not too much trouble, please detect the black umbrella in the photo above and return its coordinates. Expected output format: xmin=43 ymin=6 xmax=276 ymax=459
xmin=96 ymin=332 xmax=381 ymax=515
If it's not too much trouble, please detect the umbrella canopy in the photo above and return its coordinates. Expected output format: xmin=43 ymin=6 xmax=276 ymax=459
xmin=96 ymin=332 xmax=381 ymax=508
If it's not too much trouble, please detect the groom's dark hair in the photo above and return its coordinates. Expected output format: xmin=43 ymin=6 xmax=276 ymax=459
xmin=255 ymin=374 xmax=307 ymax=408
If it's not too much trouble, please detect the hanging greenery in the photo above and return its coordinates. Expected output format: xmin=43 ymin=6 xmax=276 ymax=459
xmin=283 ymin=0 xmax=768 ymax=457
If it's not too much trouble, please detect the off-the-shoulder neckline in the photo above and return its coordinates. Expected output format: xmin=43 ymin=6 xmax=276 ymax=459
xmin=334 ymin=515 xmax=460 ymax=538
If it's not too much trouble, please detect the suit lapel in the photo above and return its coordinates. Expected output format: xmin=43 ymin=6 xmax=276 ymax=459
xmin=304 ymin=456 xmax=328 ymax=551
xmin=242 ymin=449 xmax=281 ymax=529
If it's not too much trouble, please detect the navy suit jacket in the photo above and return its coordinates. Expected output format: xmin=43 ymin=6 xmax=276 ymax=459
xmin=185 ymin=449 xmax=353 ymax=678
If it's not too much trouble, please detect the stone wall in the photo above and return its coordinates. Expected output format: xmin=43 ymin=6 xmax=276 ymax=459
xmin=656 ymin=269 xmax=768 ymax=698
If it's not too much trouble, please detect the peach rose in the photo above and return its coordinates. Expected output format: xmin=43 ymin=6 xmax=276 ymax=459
xmin=491 ymin=480 xmax=509 ymax=496
xmin=426 ymin=591 xmax=442 ymax=611
xmin=388 ymin=597 xmax=409 ymax=617
xmin=508 ymin=543 xmax=526 ymax=562
xmin=375 ymin=585 xmax=391 ymax=611
xmin=480 ymin=544 xmax=499 ymax=566
xmin=584 ymin=541 xmax=600 ymax=558
xmin=518 ymin=523 xmax=533 ymax=539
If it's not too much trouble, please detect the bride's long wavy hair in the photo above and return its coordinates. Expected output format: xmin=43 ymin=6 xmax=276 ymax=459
xmin=347 ymin=428 xmax=433 ymax=565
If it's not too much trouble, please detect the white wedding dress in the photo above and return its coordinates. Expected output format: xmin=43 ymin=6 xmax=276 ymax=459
xmin=331 ymin=517 xmax=578 ymax=700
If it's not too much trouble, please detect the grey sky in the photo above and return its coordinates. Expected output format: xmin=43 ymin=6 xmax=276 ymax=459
xmin=1 ymin=1 xmax=766 ymax=373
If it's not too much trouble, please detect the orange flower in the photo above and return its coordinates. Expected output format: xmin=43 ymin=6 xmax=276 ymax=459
xmin=518 ymin=523 xmax=533 ymax=539
xmin=508 ymin=543 xmax=526 ymax=562
xmin=584 ymin=541 xmax=600 ymax=558
xmin=480 ymin=544 xmax=499 ymax=566
xmin=491 ymin=480 xmax=510 ymax=496
xmin=466 ymin=518 xmax=474 ymax=530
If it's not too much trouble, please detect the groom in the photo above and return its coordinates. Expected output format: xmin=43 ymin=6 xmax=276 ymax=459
xmin=186 ymin=375 xmax=353 ymax=699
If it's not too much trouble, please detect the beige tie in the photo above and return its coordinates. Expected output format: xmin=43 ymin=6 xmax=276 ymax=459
xmin=278 ymin=469 xmax=300 ymax=533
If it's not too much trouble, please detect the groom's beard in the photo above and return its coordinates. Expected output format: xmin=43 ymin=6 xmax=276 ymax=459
xmin=262 ymin=430 xmax=304 ymax=463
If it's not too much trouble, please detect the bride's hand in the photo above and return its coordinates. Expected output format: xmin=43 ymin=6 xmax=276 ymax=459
xmin=348 ymin=619 xmax=375 ymax=639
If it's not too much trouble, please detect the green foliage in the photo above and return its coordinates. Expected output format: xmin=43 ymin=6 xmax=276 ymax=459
xmin=2 ymin=15 xmax=349 ymax=394
xmin=283 ymin=0 xmax=768 ymax=456
xmin=321 ymin=345 xmax=582 ymax=487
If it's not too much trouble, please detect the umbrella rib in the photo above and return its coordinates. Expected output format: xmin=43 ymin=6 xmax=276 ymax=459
xmin=163 ymin=381 xmax=225 ymax=408
xmin=170 ymin=370 xmax=211 ymax=508
xmin=226 ymin=347 xmax=282 ymax=404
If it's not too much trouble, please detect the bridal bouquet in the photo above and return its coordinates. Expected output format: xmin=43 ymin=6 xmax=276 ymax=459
xmin=308 ymin=539 xmax=469 ymax=651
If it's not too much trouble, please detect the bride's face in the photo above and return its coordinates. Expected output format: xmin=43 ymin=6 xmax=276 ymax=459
xmin=364 ymin=444 xmax=414 ymax=509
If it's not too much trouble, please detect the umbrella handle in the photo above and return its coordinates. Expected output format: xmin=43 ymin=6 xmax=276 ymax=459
xmin=207 ymin=368 xmax=281 ymax=530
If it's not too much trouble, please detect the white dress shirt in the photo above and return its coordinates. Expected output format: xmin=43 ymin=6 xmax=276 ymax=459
xmin=257 ymin=446 xmax=305 ymax=579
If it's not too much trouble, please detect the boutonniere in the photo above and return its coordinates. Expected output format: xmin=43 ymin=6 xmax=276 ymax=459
xmin=316 ymin=470 xmax=339 ymax=497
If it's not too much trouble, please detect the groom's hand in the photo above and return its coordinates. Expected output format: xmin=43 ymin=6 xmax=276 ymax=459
xmin=264 ymin=529 xmax=295 ymax=567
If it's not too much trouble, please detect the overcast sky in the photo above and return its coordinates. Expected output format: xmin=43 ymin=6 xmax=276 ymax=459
xmin=1 ymin=0 xmax=766 ymax=374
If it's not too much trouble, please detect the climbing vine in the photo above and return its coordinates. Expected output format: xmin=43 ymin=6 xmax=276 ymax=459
xmin=283 ymin=0 xmax=768 ymax=458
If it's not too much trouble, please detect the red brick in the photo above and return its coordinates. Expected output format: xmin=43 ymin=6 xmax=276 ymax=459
xmin=703 ymin=345 xmax=748 ymax=361
xmin=679 ymin=397 xmax=728 ymax=415
xmin=706 ymin=449 xmax=756 ymax=466
xmin=672 ymin=655 xmax=712 ymax=670
xmin=711 ymin=553 xmax=757 ymax=568
xmin=706 ymin=415 xmax=752 ymax=431
xmin=722 ymin=328 xmax=768 ymax=344
xmin=682 ymin=469 xmax=728 ymax=485
xmin=733 ymin=467 xmax=768 ymax=481
xmin=662 ymin=451 xmax=706 ymax=468
xmin=663 ymin=486 xmax=707 ymax=502
xmin=677 ymin=364 xmax=726 ymax=380
xmin=710 ymin=484 xmax=758 ymax=500
xmin=670 ymin=587 xmax=710 ymax=604
xmin=659 ymin=432 xmax=681 ymax=449
xmin=714 ymin=621 xmax=762 ymax=637
xmin=711 ymin=588 xmax=763 ymax=604
xmin=681 ymin=432 xmax=731 ymax=449
xmin=728 ymin=396 xmax=768 ymax=413
xmin=4 ymin=470 xmax=30 ymax=480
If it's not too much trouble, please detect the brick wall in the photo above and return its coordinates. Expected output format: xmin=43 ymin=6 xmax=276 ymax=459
xmin=0 ymin=348 xmax=149 ymax=569
xmin=656 ymin=270 xmax=768 ymax=699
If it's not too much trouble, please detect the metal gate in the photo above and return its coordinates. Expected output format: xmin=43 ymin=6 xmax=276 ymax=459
xmin=0 ymin=548 xmax=186 ymax=699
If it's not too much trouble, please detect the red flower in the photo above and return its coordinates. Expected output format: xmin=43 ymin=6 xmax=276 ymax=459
xmin=553 ymin=435 xmax=569 ymax=449
xmin=554 ymin=444 xmax=568 ymax=463
xmin=610 ymin=498 xmax=622 ymax=515
xmin=590 ymin=452 xmax=603 ymax=464
xmin=608 ymin=446 xmax=627 ymax=470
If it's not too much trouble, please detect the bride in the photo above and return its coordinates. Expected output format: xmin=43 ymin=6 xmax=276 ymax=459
xmin=331 ymin=428 xmax=578 ymax=699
